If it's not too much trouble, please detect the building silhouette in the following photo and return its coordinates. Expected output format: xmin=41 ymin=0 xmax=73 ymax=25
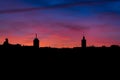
xmin=33 ymin=34 xmax=39 ymax=48
xmin=3 ymin=38 xmax=9 ymax=46
xmin=81 ymin=36 xmax=86 ymax=48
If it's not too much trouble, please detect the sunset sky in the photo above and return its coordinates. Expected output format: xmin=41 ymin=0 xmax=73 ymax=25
xmin=0 ymin=0 xmax=120 ymax=48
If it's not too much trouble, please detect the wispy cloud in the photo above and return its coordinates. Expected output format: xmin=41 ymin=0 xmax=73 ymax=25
xmin=54 ymin=22 xmax=90 ymax=31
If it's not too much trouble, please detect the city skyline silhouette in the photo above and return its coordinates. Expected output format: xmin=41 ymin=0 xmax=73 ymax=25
xmin=0 ymin=34 xmax=120 ymax=48
xmin=0 ymin=1 xmax=120 ymax=75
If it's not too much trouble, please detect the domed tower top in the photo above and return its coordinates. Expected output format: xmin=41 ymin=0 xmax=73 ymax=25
xmin=33 ymin=34 xmax=39 ymax=48
xmin=83 ymin=36 xmax=85 ymax=40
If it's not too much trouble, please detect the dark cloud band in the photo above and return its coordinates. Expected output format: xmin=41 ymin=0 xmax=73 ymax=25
xmin=0 ymin=0 xmax=119 ymax=14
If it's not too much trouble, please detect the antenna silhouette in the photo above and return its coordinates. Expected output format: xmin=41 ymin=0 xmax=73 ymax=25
xmin=83 ymin=32 xmax=85 ymax=37
xmin=35 ymin=33 xmax=37 ymax=38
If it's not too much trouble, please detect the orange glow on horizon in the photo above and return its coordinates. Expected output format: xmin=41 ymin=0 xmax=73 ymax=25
xmin=0 ymin=35 xmax=118 ymax=48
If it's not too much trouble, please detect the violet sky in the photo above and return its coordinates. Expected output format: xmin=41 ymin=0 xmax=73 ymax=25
xmin=0 ymin=0 xmax=120 ymax=48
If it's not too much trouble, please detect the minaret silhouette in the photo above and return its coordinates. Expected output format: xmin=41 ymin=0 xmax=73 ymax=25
xmin=33 ymin=34 xmax=39 ymax=48
xmin=81 ymin=36 xmax=86 ymax=48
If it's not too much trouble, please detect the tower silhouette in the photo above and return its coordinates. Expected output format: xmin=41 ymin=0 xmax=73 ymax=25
xmin=81 ymin=36 xmax=86 ymax=48
xmin=33 ymin=34 xmax=39 ymax=48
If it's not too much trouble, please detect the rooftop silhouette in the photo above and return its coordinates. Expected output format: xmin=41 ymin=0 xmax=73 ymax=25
xmin=0 ymin=35 xmax=120 ymax=49
xmin=0 ymin=34 xmax=120 ymax=66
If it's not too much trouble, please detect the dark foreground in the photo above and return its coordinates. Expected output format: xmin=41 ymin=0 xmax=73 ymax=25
xmin=0 ymin=47 xmax=120 ymax=63
xmin=0 ymin=47 xmax=120 ymax=78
